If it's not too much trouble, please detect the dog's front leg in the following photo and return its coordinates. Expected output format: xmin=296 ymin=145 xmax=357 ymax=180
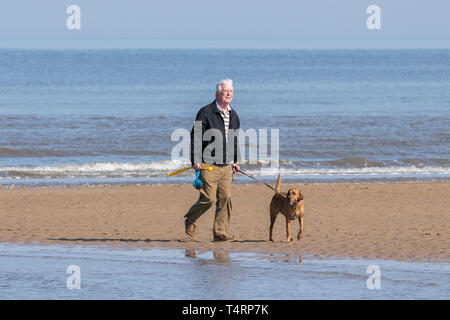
xmin=285 ymin=218 xmax=293 ymax=242
xmin=297 ymin=216 xmax=303 ymax=240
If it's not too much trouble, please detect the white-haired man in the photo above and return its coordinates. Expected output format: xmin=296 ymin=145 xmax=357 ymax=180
xmin=184 ymin=79 xmax=240 ymax=241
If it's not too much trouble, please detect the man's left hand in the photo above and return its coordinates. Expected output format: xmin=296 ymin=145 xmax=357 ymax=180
xmin=232 ymin=163 xmax=240 ymax=175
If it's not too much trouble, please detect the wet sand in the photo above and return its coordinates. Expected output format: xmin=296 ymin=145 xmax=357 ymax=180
xmin=0 ymin=181 xmax=449 ymax=262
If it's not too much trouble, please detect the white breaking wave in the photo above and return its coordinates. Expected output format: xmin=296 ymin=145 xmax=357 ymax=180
xmin=250 ymin=166 xmax=450 ymax=176
xmin=0 ymin=160 xmax=191 ymax=179
xmin=0 ymin=161 xmax=450 ymax=180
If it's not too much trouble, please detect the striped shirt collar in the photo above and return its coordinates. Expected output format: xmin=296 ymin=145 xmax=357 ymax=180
xmin=216 ymin=101 xmax=231 ymax=113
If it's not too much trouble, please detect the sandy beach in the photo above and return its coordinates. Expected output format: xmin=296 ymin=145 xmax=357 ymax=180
xmin=0 ymin=181 xmax=448 ymax=262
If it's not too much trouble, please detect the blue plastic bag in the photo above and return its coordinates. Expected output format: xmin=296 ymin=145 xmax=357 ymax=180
xmin=193 ymin=170 xmax=203 ymax=190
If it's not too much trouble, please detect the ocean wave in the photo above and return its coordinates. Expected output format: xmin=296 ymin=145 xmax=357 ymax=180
xmin=245 ymin=166 xmax=450 ymax=176
xmin=0 ymin=147 xmax=64 ymax=157
xmin=0 ymin=147 xmax=168 ymax=158
xmin=0 ymin=160 xmax=189 ymax=179
xmin=0 ymin=160 xmax=449 ymax=180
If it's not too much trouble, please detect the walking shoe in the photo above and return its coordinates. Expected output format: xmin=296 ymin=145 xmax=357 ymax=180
xmin=185 ymin=220 xmax=198 ymax=240
xmin=213 ymin=234 xmax=237 ymax=242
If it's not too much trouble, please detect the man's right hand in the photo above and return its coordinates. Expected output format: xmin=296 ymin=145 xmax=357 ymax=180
xmin=193 ymin=164 xmax=202 ymax=171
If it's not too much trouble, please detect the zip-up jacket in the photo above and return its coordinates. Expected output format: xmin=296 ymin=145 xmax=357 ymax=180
xmin=190 ymin=100 xmax=240 ymax=166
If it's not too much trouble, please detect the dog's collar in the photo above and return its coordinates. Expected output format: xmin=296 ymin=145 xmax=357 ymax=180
xmin=288 ymin=199 xmax=302 ymax=206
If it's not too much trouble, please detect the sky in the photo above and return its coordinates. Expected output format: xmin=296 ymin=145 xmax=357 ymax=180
xmin=0 ymin=0 xmax=449 ymax=49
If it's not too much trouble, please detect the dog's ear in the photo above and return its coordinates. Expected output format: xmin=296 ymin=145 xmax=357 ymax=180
xmin=297 ymin=189 xmax=304 ymax=201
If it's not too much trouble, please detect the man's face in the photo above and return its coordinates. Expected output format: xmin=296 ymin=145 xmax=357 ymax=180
xmin=216 ymin=83 xmax=234 ymax=106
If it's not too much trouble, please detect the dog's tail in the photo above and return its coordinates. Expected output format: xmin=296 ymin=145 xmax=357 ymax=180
xmin=275 ymin=174 xmax=281 ymax=194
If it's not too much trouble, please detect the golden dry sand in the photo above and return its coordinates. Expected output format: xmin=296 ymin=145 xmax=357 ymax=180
xmin=0 ymin=181 xmax=449 ymax=262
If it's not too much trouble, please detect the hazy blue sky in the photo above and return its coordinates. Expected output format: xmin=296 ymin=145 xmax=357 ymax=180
xmin=0 ymin=0 xmax=449 ymax=48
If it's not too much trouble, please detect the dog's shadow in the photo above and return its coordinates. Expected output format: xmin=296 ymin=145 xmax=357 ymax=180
xmin=233 ymin=240 xmax=266 ymax=243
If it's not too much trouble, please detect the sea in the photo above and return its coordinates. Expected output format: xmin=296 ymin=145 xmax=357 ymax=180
xmin=0 ymin=49 xmax=449 ymax=186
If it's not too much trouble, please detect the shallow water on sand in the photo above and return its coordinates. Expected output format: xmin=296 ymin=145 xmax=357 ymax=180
xmin=0 ymin=243 xmax=448 ymax=300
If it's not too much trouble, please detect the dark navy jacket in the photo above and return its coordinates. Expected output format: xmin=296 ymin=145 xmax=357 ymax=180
xmin=190 ymin=100 xmax=240 ymax=166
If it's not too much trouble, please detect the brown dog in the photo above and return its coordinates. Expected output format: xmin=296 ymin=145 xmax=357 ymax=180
xmin=269 ymin=175 xmax=305 ymax=242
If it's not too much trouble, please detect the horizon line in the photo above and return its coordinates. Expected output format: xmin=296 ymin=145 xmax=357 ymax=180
xmin=1 ymin=35 xmax=450 ymax=50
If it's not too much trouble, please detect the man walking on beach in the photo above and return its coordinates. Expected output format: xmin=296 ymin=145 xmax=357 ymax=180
xmin=184 ymin=79 xmax=240 ymax=242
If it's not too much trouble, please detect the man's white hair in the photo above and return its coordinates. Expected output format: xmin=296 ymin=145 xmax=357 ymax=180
xmin=216 ymin=79 xmax=233 ymax=93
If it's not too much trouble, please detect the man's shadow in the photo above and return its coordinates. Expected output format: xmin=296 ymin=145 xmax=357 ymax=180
xmin=48 ymin=237 xmax=268 ymax=243
xmin=47 ymin=237 xmax=182 ymax=243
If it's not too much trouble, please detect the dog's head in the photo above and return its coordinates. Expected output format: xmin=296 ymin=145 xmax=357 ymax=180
xmin=286 ymin=188 xmax=304 ymax=206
